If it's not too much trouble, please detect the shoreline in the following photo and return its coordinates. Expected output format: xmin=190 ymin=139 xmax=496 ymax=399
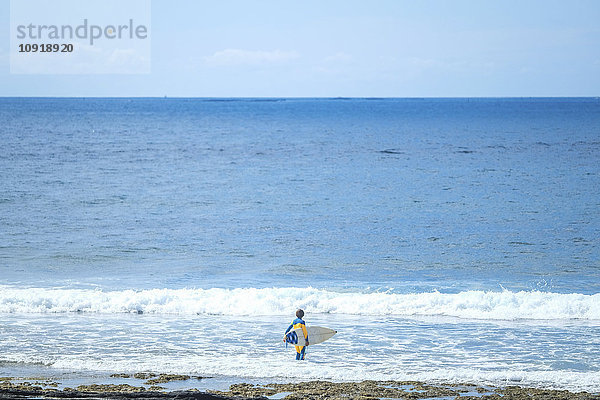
xmin=1 ymin=376 xmax=599 ymax=400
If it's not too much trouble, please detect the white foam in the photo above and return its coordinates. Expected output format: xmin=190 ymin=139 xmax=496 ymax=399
xmin=0 ymin=286 xmax=598 ymax=320
xmin=2 ymin=352 xmax=600 ymax=393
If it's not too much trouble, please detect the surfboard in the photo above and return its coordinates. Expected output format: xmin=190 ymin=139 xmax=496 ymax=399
xmin=285 ymin=326 xmax=336 ymax=346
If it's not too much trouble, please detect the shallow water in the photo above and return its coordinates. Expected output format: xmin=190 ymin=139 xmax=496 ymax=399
xmin=1 ymin=313 xmax=599 ymax=391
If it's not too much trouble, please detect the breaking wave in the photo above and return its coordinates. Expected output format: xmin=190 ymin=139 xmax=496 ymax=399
xmin=0 ymin=286 xmax=598 ymax=320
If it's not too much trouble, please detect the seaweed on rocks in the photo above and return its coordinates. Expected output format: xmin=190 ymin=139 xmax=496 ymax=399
xmin=76 ymin=384 xmax=147 ymax=393
xmin=496 ymin=386 xmax=599 ymax=400
xmin=210 ymin=381 xmax=600 ymax=400
xmin=145 ymin=374 xmax=192 ymax=385
xmin=134 ymin=373 xmax=158 ymax=380
xmin=2 ymin=377 xmax=599 ymax=400
xmin=0 ymin=377 xmax=232 ymax=400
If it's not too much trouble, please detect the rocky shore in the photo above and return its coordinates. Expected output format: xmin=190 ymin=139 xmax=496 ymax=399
xmin=210 ymin=381 xmax=600 ymax=400
xmin=0 ymin=375 xmax=224 ymax=400
xmin=1 ymin=376 xmax=598 ymax=400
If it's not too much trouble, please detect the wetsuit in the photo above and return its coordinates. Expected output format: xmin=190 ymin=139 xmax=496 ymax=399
xmin=285 ymin=317 xmax=309 ymax=360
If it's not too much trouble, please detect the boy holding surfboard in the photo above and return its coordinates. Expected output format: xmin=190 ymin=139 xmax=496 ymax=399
xmin=283 ymin=310 xmax=336 ymax=360
xmin=284 ymin=309 xmax=310 ymax=360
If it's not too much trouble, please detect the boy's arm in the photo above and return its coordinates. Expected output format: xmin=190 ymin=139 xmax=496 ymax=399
xmin=284 ymin=323 xmax=294 ymax=334
xmin=301 ymin=324 xmax=309 ymax=345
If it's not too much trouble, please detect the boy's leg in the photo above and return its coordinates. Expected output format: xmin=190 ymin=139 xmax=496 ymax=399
xmin=299 ymin=346 xmax=306 ymax=360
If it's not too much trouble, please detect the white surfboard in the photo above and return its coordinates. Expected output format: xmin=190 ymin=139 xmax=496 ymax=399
xmin=285 ymin=326 xmax=336 ymax=346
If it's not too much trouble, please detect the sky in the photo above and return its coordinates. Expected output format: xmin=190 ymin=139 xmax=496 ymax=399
xmin=1 ymin=0 xmax=599 ymax=97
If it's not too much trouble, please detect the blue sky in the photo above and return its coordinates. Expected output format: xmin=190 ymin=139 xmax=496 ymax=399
xmin=1 ymin=0 xmax=599 ymax=96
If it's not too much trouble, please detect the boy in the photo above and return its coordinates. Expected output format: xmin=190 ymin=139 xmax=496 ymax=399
xmin=284 ymin=309 xmax=309 ymax=360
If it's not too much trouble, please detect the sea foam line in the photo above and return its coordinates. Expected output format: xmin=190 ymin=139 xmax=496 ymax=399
xmin=0 ymin=286 xmax=598 ymax=320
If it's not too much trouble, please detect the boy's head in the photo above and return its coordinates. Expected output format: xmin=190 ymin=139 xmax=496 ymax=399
xmin=296 ymin=309 xmax=304 ymax=319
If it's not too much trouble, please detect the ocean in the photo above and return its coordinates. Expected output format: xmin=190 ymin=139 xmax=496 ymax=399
xmin=1 ymin=98 xmax=599 ymax=392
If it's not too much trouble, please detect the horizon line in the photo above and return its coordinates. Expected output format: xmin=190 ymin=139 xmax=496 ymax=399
xmin=1 ymin=95 xmax=599 ymax=99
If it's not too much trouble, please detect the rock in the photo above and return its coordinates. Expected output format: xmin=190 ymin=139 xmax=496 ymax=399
xmin=76 ymin=383 xmax=147 ymax=393
xmin=133 ymin=372 xmax=158 ymax=380
xmin=496 ymin=386 xmax=599 ymax=400
xmin=111 ymin=373 xmax=133 ymax=378
xmin=145 ymin=374 xmax=191 ymax=385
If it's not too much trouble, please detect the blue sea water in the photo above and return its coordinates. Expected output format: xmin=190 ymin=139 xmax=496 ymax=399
xmin=1 ymin=98 xmax=599 ymax=391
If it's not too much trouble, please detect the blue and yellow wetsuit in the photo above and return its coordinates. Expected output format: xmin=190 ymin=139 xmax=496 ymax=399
xmin=285 ymin=318 xmax=309 ymax=360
